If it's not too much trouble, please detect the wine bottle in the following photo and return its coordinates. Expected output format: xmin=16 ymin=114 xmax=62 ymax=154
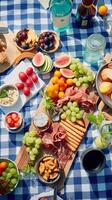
xmin=75 ymin=0 xmax=96 ymax=28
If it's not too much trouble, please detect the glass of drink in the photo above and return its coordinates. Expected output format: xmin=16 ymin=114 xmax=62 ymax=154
xmin=84 ymin=34 xmax=106 ymax=64
xmin=81 ymin=147 xmax=106 ymax=174
xmin=94 ymin=121 xmax=112 ymax=149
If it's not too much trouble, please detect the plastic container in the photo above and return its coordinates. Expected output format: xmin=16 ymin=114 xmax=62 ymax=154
xmin=50 ymin=0 xmax=72 ymax=32
xmin=84 ymin=34 xmax=106 ymax=64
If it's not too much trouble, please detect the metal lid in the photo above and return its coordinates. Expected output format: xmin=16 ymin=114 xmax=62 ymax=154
xmin=87 ymin=34 xmax=106 ymax=51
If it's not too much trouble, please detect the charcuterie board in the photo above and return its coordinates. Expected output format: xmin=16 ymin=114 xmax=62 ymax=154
xmin=15 ymin=54 xmax=99 ymax=188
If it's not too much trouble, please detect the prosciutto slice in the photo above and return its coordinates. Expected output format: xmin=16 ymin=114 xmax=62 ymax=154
xmin=40 ymin=123 xmax=72 ymax=168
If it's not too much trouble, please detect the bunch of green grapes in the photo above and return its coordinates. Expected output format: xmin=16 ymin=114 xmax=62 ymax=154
xmin=22 ymin=131 xmax=42 ymax=161
xmin=61 ymin=101 xmax=84 ymax=123
xmin=69 ymin=58 xmax=94 ymax=87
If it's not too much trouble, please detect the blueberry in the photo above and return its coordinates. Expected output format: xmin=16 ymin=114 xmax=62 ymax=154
xmin=49 ymin=34 xmax=55 ymax=42
xmin=44 ymin=37 xmax=50 ymax=45
xmin=21 ymin=43 xmax=29 ymax=49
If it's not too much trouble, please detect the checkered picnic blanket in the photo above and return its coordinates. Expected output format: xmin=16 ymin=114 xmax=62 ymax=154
xmin=0 ymin=0 xmax=112 ymax=199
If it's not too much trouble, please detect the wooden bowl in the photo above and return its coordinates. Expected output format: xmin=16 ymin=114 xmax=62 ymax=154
xmin=15 ymin=29 xmax=37 ymax=52
xmin=96 ymin=62 xmax=112 ymax=109
xmin=37 ymin=30 xmax=60 ymax=54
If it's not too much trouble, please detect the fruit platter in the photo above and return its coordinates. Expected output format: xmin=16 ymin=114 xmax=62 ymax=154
xmin=96 ymin=62 xmax=112 ymax=109
xmin=15 ymin=52 xmax=99 ymax=185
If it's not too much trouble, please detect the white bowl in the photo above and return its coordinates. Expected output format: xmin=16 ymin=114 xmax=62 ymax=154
xmin=4 ymin=111 xmax=23 ymax=131
xmin=0 ymin=84 xmax=19 ymax=107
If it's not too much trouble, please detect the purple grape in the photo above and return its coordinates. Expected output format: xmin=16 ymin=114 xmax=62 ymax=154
xmin=46 ymin=32 xmax=51 ymax=37
xmin=18 ymin=30 xmax=28 ymax=41
xmin=49 ymin=34 xmax=55 ymax=42
xmin=16 ymin=37 xmax=21 ymax=45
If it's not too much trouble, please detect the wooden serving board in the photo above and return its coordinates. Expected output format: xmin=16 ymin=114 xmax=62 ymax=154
xmin=15 ymin=97 xmax=91 ymax=176
xmin=0 ymin=23 xmax=20 ymax=73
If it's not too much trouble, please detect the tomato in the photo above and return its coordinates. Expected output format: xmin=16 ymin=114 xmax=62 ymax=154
xmin=26 ymin=67 xmax=33 ymax=76
xmin=8 ymin=120 xmax=15 ymax=128
xmin=23 ymin=86 xmax=30 ymax=96
xmin=31 ymin=73 xmax=38 ymax=83
xmin=5 ymin=116 xmax=12 ymax=124
xmin=19 ymin=72 xmax=28 ymax=82
xmin=25 ymin=79 xmax=33 ymax=88
xmin=0 ymin=161 xmax=8 ymax=171
xmin=11 ymin=113 xmax=18 ymax=119
xmin=14 ymin=122 xmax=20 ymax=128
xmin=16 ymin=83 xmax=24 ymax=90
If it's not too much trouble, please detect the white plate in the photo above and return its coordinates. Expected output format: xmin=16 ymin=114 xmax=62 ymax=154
xmin=29 ymin=190 xmax=63 ymax=200
xmin=1 ymin=59 xmax=45 ymax=114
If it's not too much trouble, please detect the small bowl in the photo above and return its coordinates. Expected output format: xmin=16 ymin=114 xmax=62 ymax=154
xmin=0 ymin=157 xmax=20 ymax=196
xmin=15 ymin=28 xmax=37 ymax=52
xmin=4 ymin=111 xmax=23 ymax=131
xmin=37 ymin=30 xmax=60 ymax=54
xmin=35 ymin=155 xmax=61 ymax=186
xmin=0 ymin=84 xmax=19 ymax=107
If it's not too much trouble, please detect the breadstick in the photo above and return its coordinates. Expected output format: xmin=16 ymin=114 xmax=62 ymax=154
xmin=66 ymin=134 xmax=79 ymax=145
xmin=98 ymin=101 xmax=105 ymax=111
xmin=66 ymin=131 xmax=81 ymax=143
xmin=61 ymin=120 xmax=85 ymax=136
xmin=60 ymin=122 xmax=83 ymax=140
xmin=67 ymin=143 xmax=76 ymax=152
xmin=65 ymin=120 xmax=86 ymax=133
xmin=66 ymin=138 xmax=78 ymax=149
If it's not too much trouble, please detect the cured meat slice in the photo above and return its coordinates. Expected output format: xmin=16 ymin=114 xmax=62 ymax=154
xmin=52 ymin=123 xmax=66 ymax=143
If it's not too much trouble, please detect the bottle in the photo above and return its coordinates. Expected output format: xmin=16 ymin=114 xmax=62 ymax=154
xmin=50 ymin=0 xmax=72 ymax=32
xmin=75 ymin=0 xmax=96 ymax=28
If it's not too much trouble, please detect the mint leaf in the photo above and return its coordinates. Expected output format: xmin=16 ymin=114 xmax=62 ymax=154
xmin=97 ymin=111 xmax=104 ymax=125
xmin=87 ymin=113 xmax=97 ymax=124
xmin=0 ymin=90 xmax=8 ymax=98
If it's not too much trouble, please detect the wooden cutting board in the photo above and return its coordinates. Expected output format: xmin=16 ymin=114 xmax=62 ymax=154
xmin=0 ymin=23 xmax=20 ymax=73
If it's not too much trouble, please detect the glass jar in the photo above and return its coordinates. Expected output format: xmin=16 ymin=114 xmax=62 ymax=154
xmin=94 ymin=121 xmax=112 ymax=149
xmin=84 ymin=34 xmax=106 ymax=64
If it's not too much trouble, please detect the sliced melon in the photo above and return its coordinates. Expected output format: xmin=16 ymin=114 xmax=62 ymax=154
xmin=32 ymin=52 xmax=45 ymax=67
xmin=60 ymin=68 xmax=75 ymax=78
xmin=39 ymin=55 xmax=53 ymax=74
xmin=53 ymin=53 xmax=71 ymax=68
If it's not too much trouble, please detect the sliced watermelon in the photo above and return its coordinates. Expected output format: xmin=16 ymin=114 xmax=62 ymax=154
xmin=32 ymin=52 xmax=45 ymax=67
xmin=60 ymin=68 xmax=75 ymax=78
xmin=53 ymin=53 xmax=71 ymax=68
